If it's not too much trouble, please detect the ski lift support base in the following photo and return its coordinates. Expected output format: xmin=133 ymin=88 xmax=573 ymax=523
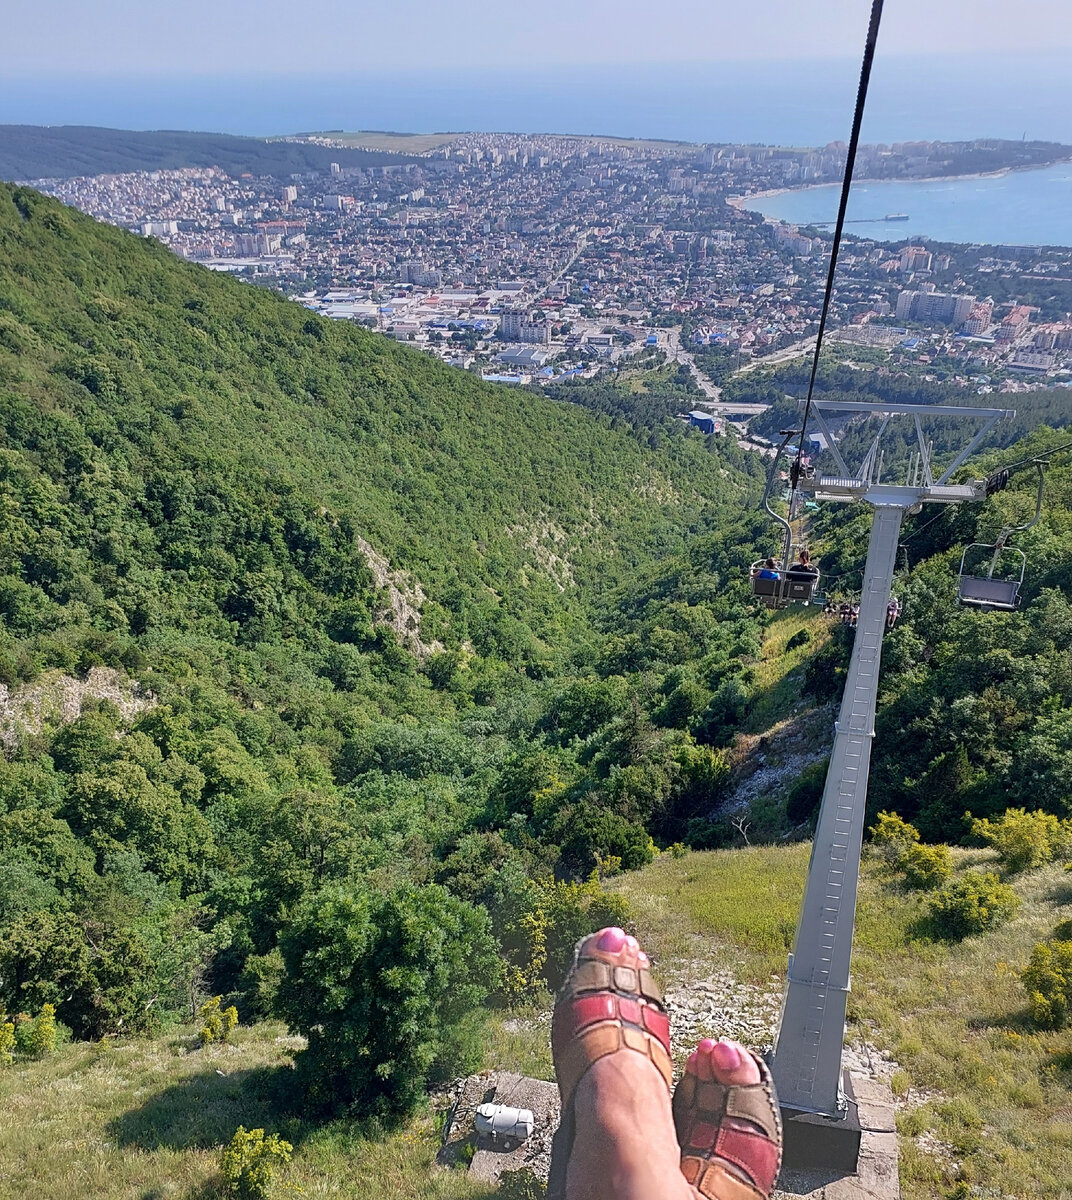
xmin=772 ymin=402 xmax=1013 ymax=1164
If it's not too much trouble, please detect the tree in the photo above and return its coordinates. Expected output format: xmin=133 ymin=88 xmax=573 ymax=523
xmin=276 ymin=883 xmax=499 ymax=1116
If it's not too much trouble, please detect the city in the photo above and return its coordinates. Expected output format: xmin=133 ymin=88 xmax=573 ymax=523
xmin=26 ymin=132 xmax=1072 ymax=399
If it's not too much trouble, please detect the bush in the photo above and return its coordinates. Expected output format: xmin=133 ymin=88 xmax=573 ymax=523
xmin=13 ymin=1003 xmax=57 ymax=1058
xmin=198 ymin=996 xmax=239 ymax=1046
xmin=902 ymin=843 xmax=953 ymax=890
xmin=1022 ymin=939 xmax=1072 ymax=1029
xmin=869 ymin=811 xmax=920 ymax=866
xmin=927 ymin=872 xmax=1019 ymax=940
xmin=785 ymin=628 xmax=811 ymax=652
xmin=969 ymin=808 xmax=1072 ymax=873
xmin=276 ymin=883 xmax=500 ymax=1116
xmin=786 ymin=759 xmax=827 ymax=825
xmin=219 ymin=1126 xmax=292 ymax=1199
xmin=0 ymin=1019 xmax=14 ymax=1065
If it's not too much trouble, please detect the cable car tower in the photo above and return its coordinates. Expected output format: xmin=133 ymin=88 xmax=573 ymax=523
xmin=771 ymin=398 xmax=1014 ymax=1122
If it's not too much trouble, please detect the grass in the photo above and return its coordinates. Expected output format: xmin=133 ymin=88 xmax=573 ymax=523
xmin=743 ymin=606 xmax=830 ymax=734
xmin=617 ymin=846 xmax=1072 ymax=1200
xmin=0 ymin=1023 xmax=500 ymax=1200
xmin=297 ymin=131 xmax=459 ymax=154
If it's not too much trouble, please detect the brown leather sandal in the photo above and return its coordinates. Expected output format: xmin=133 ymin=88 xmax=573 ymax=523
xmin=673 ymin=1049 xmax=783 ymax=1200
xmin=546 ymin=930 xmax=673 ymax=1199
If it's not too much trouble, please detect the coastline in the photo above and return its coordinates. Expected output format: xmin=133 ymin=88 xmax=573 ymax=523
xmin=726 ymin=158 xmax=1072 ymax=212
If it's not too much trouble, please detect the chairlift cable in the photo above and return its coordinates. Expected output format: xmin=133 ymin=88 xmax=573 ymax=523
xmin=791 ymin=0 xmax=885 ymax=497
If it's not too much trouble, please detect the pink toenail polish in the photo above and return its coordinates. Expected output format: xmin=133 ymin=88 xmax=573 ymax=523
xmin=625 ymin=935 xmax=639 ymax=952
xmin=711 ymin=1040 xmax=743 ymax=1071
xmin=637 ymin=951 xmax=650 ymax=966
xmin=698 ymin=1038 xmax=717 ymax=1051
xmin=596 ymin=927 xmax=626 ymax=951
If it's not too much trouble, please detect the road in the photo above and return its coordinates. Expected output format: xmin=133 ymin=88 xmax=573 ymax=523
xmin=658 ymin=327 xmax=723 ymax=402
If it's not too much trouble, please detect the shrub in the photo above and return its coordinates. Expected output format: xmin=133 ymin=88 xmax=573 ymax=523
xmin=13 ymin=1003 xmax=57 ymax=1058
xmin=276 ymin=883 xmax=500 ymax=1116
xmin=786 ymin=759 xmax=828 ymax=825
xmin=1022 ymin=939 xmax=1072 ymax=1029
xmin=785 ymin=628 xmax=811 ymax=652
xmin=902 ymin=843 xmax=953 ymax=890
xmin=927 ymin=872 xmax=1019 ymax=940
xmin=198 ymin=996 xmax=239 ymax=1046
xmin=869 ymin=811 xmax=920 ymax=866
xmin=0 ymin=1019 xmax=14 ymax=1065
xmin=219 ymin=1126 xmax=292 ymax=1199
xmin=969 ymin=808 xmax=1072 ymax=874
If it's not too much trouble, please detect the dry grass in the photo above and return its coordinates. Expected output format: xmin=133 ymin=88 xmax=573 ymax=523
xmin=617 ymin=845 xmax=1072 ymax=1200
xmin=743 ymin=607 xmax=830 ymax=734
xmin=0 ymin=1022 xmax=497 ymax=1200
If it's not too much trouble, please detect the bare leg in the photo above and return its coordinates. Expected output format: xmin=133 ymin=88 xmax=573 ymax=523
xmin=556 ymin=927 xmax=775 ymax=1200
xmin=563 ymin=928 xmax=692 ymax=1200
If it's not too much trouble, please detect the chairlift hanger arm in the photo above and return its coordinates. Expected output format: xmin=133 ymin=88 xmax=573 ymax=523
xmin=761 ymin=432 xmax=795 ymax=564
xmin=992 ymin=461 xmax=1046 ymax=547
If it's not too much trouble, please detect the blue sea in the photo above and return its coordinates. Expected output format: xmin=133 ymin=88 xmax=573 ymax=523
xmin=744 ymin=160 xmax=1072 ymax=248
xmin=2 ymin=53 xmax=1070 ymax=146
xmin=3 ymin=53 xmax=1070 ymax=248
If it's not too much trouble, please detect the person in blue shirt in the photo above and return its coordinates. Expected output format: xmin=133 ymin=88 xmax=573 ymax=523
xmin=755 ymin=557 xmax=780 ymax=580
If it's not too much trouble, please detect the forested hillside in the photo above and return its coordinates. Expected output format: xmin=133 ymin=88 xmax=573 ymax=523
xmin=1 ymin=182 xmax=1071 ymax=1157
xmin=0 ymin=126 xmax=409 ymax=181
xmin=0 ymin=184 xmax=769 ymax=1089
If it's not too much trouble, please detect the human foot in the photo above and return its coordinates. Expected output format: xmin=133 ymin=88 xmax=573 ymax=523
xmin=673 ymin=1038 xmax=783 ymax=1200
xmin=548 ymin=927 xmax=680 ymax=1199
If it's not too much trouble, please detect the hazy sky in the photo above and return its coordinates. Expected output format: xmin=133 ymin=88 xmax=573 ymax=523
xmin=6 ymin=0 xmax=1072 ymax=75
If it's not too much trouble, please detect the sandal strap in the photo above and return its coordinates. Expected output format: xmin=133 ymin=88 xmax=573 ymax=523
xmin=677 ymin=1075 xmax=781 ymax=1143
xmin=552 ymin=946 xmax=671 ymax=1112
xmin=673 ymin=1052 xmax=783 ymax=1200
xmin=681 ymin=1157 xmax=767 ymax=1200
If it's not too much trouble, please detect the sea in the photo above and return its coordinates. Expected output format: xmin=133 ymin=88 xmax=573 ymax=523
xmin=742 ymin=161 xmax=1072 ymax=248
xmin=3 ymin=52 xmax=1071 ymax=248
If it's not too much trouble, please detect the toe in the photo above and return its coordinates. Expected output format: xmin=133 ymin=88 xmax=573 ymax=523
xmin=580 ymin=925 xmax=648 ymax=974
xmin=690 ymin=1038 xmax=761 ymax=1086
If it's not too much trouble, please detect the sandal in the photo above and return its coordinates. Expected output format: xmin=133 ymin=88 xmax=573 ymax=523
xmin=546 ymin=927 xmax=672 ymax=1199
xmin=673 ymin=1044 xmax=783 ymax=1200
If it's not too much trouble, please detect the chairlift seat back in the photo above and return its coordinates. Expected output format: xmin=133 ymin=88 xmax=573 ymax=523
xmin=958 ymin=577 xmax=1021 ymax=610
xmin=784 ymin=577 xmax=818 ymax=602
xmin=751 ymin=576 xmax=782 ymax=597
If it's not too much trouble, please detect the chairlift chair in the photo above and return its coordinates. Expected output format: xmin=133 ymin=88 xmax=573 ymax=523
xmin=956 ymin=460 xmax=1044 ymax=613
xmin=957 ymin=544 xmax=1026 ymax=611
xmin=749 ymin=430 xmax=821 ymax=609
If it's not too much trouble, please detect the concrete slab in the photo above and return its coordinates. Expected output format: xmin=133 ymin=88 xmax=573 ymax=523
xmin=439 ymin=1071 xmax=559 ymax=1186
xmin=774 ymin=1071 xmax=900 ymax=1200
xmin=439 ymin=1067 xmax=899 ymax=1200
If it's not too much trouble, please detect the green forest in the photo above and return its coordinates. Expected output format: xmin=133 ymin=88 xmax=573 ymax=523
xmin=0 ymin=126 xmax=410 ymax=182
xmin=1 ymin=181 xmax=1071 ymax=1145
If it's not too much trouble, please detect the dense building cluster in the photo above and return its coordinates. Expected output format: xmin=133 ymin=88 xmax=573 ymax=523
xmin=29 ymin=133 xmax=1072 ymax=389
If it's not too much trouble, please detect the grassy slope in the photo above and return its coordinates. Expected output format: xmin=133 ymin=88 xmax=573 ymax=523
xmin=619 ymin=848 xmax=1072 ymax=1200
xmin=7 ymin=845 xmax=1070 ymax=1199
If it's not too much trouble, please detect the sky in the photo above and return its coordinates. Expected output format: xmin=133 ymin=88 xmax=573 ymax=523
xmin=5 ymin=0 xmax=1072 ymax=76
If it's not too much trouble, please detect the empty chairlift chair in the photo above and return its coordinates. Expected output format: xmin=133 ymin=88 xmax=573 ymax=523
xmin=957 ymin=544 xmax=1026 ymax=611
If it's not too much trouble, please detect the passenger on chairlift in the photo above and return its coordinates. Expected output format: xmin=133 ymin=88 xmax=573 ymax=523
xmin=886 ymin=598 xmax=901 ymax=629
xmin=786 ymin=549 xmax=819 ymax=583
xmin=754 ymin=557 xmax=780 ymax=580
